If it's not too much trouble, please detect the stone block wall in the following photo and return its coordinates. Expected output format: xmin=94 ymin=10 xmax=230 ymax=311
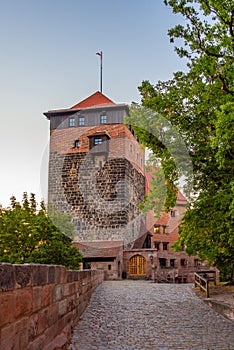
xmin=0 ymin=263 xmax=104 ymax=350
xmin=49 ymin=152 xmax=145 ymax=244
xmin=48 ymin=122 xmax=145 ymax=245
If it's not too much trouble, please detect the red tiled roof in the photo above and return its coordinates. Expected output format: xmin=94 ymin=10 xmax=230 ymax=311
xmin=176 ymin=191 xmax=187 ymax=205
xmin=74 ymin=240 xmax=123 ymax=258
xmin=155 ymin=212 xmax=169 ymax=226
xmin=70 ymin=91 xmax=115 ymax=109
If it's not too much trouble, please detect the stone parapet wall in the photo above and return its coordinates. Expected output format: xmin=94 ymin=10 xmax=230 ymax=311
xmin=0 ymin=263 xmax=104 ymax=350
xmin=205 ymin=299 xmax=234 ymax=321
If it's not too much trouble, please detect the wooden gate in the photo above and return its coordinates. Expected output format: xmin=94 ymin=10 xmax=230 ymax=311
xmin=129 ymin=255 xmax=146 ymax=276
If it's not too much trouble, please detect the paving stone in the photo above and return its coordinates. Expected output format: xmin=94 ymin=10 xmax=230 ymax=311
xmin=69 ymin=280 xmax=234 ymax=350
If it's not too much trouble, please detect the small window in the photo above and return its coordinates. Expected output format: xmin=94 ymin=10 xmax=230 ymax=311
xmin=74 ymin=140 xmax=79 ymax=148
xmin=154 ymin=241 xmax=160 ymax=250
xmin=94 ymin=138 xmax=103 ymax=145
xmin=194 ymin=259 xmax=199 ymax=267
xmin=142 ymin=234 xmax=151 ymax=249
xmin=83 ymin=261 xmax=91 ymax=269
xmin=108 ymin=264 xmax=112 ymax=270
xmin=154 ymin=225 xmax=160 ymax=233
xmin=170 ymin=210 xmax=177 ymax=218
xmin=130 ymin=144 xmax=133 ymax=153
xmin=162 ymin=225 xmax=168 ymax=234
xmin=163 ymin=242 xmax=169 ymax=250
xmin=100 ymin=115 xmax=107 ymax=124
xmin=79 ymin=117 xmax=85 ymax=126
xmin=89 ymin=134 xmax=109 ymax=152
xmin=69 ymin=117 xmax=75 ymax=127
xmin=159 ymin=258 xmax=167 ymax=268
xmin=170 ymin=259 xmax=175 ymax=267
xmin=180 ymin=259 xmax=187 ymax=267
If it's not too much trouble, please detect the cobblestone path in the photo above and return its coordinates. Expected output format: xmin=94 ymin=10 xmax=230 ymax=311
xmin=69 ymin=280 xmax=234 ymax=350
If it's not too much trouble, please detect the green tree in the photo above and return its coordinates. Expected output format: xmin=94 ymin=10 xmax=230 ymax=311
xmin=0 ymin=193 xmax=82 ymax=269
xmin=48 ymin=204 xmax=75 ymax=240
xmin=128 ymin=0 xmax=234 ymax=282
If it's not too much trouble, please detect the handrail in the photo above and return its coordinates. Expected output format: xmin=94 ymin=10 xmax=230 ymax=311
xmin=196 ymin=270 xmax=216 ymax=285
xmin=194 ymin=272 xmax=210 ymax=298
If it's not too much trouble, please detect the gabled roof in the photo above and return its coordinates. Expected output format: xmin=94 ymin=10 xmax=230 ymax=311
xmin=74 ymin=240 xmax=123 ymax=258
xmin=176 ymin=191 xmax=187 ymax=205
xmin=44 ymin=91 xmax=125 ymax=118
xmin=132 ymin=231 xmax=153 ymax=249
xmin=132 ymin=219 xmax=151 ymax=249
xmin=70 ymin=91 xmax=115 ymax=109
xmin=154 ymin=212 xmax=170 ymax=226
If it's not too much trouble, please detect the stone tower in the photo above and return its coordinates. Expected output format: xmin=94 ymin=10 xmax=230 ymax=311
xmin=44 ymin=91 xmax=145 ymax=246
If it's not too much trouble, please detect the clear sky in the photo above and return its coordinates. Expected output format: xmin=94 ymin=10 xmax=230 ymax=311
xmin=0 ymin=0 xmax=186 ymax=207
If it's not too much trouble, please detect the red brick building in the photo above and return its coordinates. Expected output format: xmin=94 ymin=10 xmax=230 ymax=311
xmin=44 ymin=92 xmax=217 ymax=282
xmin=123 ymin=190 xmax=207 ymax=283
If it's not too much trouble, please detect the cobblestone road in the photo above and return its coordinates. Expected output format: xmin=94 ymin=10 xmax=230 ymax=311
xmin=69 ymin=280 xmax=234 ymax=350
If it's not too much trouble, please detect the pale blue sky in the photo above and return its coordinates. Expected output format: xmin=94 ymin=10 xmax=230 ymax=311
xmin=0 ymin=0 xmax=186 ymax=207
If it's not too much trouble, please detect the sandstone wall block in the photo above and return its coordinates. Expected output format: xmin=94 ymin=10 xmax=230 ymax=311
xmin=0 ymin=264 xmax=104 ymax=350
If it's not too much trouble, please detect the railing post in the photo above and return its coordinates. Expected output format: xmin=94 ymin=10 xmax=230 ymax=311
xmin=194 ymin=272 xmax=210 ymax=298
xmin=206 ymin=280 xmax=209 ymax=298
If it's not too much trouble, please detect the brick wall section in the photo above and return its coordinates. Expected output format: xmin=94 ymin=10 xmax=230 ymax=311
xmin=49 ymin=124 xmax=145 ymax=174
xmin=0 ymin=263 xmax=104 ymax=350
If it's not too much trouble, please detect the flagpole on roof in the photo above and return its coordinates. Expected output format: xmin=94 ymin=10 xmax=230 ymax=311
xmin=96 ymin=51 xmax=103 ymax=93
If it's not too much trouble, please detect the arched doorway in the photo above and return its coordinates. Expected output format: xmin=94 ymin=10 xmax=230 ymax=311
xmin=129 ymin=255 xmax=146 ymax=277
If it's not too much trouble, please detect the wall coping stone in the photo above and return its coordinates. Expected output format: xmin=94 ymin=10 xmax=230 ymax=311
xmin=204 ymin=298 xmax=234 ymax=321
